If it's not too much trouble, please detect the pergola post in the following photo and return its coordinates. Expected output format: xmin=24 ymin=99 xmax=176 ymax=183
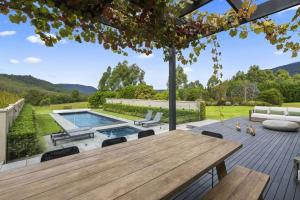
xmin=169 ymin=47 xmax=176 ymax=131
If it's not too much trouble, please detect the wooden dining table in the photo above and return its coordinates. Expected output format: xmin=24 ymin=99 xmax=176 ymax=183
xmin=0 ymin=130 xmax=242 ymax=200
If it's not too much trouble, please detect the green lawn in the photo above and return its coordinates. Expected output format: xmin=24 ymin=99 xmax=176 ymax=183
xmin=282 ymin=102 xmax=300 ymax=108
xmin=206 ymin=106 xmax=253 ymax=120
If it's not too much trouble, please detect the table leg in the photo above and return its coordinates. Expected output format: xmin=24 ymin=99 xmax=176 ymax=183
xmin=216 ymin=161 xmax=227 ymax=180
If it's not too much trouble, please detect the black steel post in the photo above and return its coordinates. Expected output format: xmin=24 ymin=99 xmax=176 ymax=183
xmin=169 ymin=47 xmax=176 ymax=131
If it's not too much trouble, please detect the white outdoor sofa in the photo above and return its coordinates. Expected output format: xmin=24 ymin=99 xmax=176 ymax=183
xmin=250 ymin=106 xmax=300 ymax=123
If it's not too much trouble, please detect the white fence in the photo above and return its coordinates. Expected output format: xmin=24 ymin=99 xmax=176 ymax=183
xmin=0 ymin=99 xmax=24 ymax=163
xmin=106 ymin=98 xmax=199 ymax=110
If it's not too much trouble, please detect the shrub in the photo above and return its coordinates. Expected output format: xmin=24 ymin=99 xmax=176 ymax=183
xmin=241 ymin=100 xmax=272 ymax=106
xmin=7 ymin=104 xmax=41 ymax=160
xmin=258 ymin=88 xmax=284 ymax=105
xmin=0 ymin=91 xmax=20 ymax=108
xmin=103 ymin=103 xmax=206 ymax=124
xmin=153 ymin=91 xmax=168 ymax=100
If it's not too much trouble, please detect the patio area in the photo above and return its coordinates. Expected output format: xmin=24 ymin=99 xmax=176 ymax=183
xmin=172 ymin=117 xmax=300 ymax=200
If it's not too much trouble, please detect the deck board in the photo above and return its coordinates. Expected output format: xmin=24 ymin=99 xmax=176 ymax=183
xmin=171 ymin=117 xmax=300 ymax=200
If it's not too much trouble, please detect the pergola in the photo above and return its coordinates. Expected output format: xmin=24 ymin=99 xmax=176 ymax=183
xmin=2 ymin=0 xmax=299 ymax=131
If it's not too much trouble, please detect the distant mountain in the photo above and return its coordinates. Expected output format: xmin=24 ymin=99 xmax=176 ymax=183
xmin=56 ymin=84 xmax=97 ymax=94
xmin=0 ymin=74 xmax=96 ymax=95
xmin=271 ymin=61 xmax=300 ymax=76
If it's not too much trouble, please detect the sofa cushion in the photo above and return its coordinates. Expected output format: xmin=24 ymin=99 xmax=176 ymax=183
xmin=252 ymin=113 xmax=269 ymax=119
xmin=285 ymin=116 xmax=300 ymax=123
xmin=287 ymin=108 xmax=300 ymax=116
xmin=269 ymin=107 xmax=287 ymax=115
xmin=267 ymin=114 xmax=286 ymax=120
xmin=254 ymin=106 xmax=269 ymax=114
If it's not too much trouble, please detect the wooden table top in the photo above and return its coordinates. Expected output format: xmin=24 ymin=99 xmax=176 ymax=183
xmin=0 ymin=130 xmax=242 ymax=200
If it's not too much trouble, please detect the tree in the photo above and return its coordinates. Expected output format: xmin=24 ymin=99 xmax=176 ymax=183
xmin=135 ymin=84 xmax=156 ymax=99
xmin=258 ymin=88 xmax=284 ymax=105
xmin=98 ymin=66 xmax=112 ymax=91
xmin=167 ymin=65 xmax=188 ymax=89
xmin=71 ymin=90 xmax=80 ymax=102
xmin=275 ymin=69 xmax=290 ymax=81
xmin=99 ymin=61 xmax=145 ymax=91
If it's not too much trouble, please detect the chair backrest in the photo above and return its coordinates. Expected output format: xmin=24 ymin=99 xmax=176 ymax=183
xmin=145 ymin=110 xmax=153 ymax=120
xmin=153 ymin=112 xmax=163 ymax=121
xmin=138 ymin=130 xmax=155 ymax=139
xmin=102 ymin=137 xmax=127 ymax=147
xmin=41 ymin=146 xmax=80 ymax=162
xmin=202 ymin=131 xmax=223 ymax=139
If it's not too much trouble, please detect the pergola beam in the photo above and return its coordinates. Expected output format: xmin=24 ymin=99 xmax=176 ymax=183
xmin=179 ymin=0 xmax=213 ymax=18
xmin=226 ymin=0 xmax=243 ymax=12
xmin=248 ymin=0 xmax=300 ymax=21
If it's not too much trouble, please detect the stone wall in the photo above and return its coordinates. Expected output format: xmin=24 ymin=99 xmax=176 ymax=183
xmin=0 ymin=99 xmax=24 ymax=163
xmin=106 ymin=98 xmax=199 ymax=110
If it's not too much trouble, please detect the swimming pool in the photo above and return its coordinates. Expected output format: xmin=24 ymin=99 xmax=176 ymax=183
xmin=60 ymin=111 xmax=124 ymax=128
xmin=99 ymin=126 xmax=141 ymax=138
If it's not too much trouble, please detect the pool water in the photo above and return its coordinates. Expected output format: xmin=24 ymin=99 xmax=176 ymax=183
xmin=99 ymin=126 xmax=141 ymax=138
xmin=60 ymin=112 xmax=124 ymax=128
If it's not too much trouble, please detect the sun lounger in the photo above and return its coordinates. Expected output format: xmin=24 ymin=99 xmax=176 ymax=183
xmin=142 ymin=112 xmax=163 ymax=127
xmin=134 ymin=110 xmax=153 ymax=125
xmin=51 ymin=127 xmax=90 ymax=139
xmin=52 ymin=128 xmax=95 ymax=146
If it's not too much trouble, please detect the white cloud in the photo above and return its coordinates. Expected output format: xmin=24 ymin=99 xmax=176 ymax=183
xmin=183 ymin=67 xmax=193 ymax=73
xmin=279 ymin=5 xmax=300 ymax=14
xmin=274 ymin=51 xmax=283 ymax=56
xmin=26 ymin=34 xmax=67 ymax=45
xmin=9 ymin=59 xmax=20 ymax=64
xmin=24 ymin=57 xmax=42 ymax=64
xmin=138 ymin=53 xmax=154 ymax=59
xmin=26 ymin=35 xmax=44 ymax=44
xmin=0 ymin=31 xmax=16 ymax=37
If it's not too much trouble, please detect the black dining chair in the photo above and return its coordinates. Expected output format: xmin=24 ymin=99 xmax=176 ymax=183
xmin=41 ymin=146 xmax=80 ymax=162
xmin=138 ymin=130 xmax=155 ymax=139
xmin=102 ymin=137 xmax=127 ymax=147
xmin=201 ymin=130 xmax=223 ymax=188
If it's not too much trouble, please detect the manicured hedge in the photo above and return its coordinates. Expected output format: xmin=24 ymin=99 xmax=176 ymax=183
xmin=7 ymin=104 xmax=41 ymax=160
xmin=103 ymin=102 xmax=206 ymax=124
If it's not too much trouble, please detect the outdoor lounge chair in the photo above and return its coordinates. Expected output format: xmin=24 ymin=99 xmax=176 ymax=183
xmin=134 ymin=110 xmax=153 ymax=125
xmin=141 ymin=112 xmax=163 ymax=127
xmin=202 ymin=130 xmax=223 ymax=188
xmin=52 ymin=128 xmax=95 ymax=146
xmin=102 ymin=137 xmax=127 ymax=147
xmin=138 ymin=129 xmax=155 ymax=139
xmin=41 ymin=146 xmax=80 ymax=162
xmin=51 ymin=127 xmax=91 ymax=139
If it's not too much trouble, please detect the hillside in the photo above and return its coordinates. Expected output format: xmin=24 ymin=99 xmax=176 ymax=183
xmin=0 ymin=74 xmax=96 ymax=95
xmin=271 ymin=61 xmax=300 ymax=76
xmin=56 ymin=84 xmax=97 ymax=94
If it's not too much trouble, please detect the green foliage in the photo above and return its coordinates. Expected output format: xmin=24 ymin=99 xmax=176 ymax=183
xmin=88 ymin=91 xmax=106 ymax=108
xmin=258 ymin=88 xmax=284 ymax=105
xmin=0 ymin=91 xmax=20 ymax=108
xmin=103 ymin=103 xmax=206 ymax=124
xmin=7 ymin=104 xmax=41 ymax=160
xmin=134 ymin=84 xmax=156 ymax=99
xmin=117 ymin=85 xmax=138 ymax=99
xmin=99 ymin=61 xmax=145 ymax=91
xmin=167 ymin=65 xmax=188 ymax=89
xmin=71 ymin=90 xmax=80 ymax=102
xmin=153 ymin=91 xmax=169 ymax=100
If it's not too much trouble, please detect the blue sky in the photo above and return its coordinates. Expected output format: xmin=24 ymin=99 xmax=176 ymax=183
xmin=0 ymin=2 xmax=299 ymax=89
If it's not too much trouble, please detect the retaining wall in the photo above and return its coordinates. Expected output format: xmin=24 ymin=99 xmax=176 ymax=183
xmin=106 ymin=98 xmax=199 ymax=110
xmin=0 ymin=99 xmax=24 ymax=163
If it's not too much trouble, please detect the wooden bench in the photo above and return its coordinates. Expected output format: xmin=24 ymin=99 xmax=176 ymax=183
xmin=202 ymin=166 xmax=270 ymax=200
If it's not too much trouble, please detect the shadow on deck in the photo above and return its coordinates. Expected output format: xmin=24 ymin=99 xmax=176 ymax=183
xmin=172 ymin=117 xmax=300 ymax=200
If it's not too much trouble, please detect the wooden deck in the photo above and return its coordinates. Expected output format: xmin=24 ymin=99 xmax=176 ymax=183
xmin=172 ymin=117 xmax=300 ymax=200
